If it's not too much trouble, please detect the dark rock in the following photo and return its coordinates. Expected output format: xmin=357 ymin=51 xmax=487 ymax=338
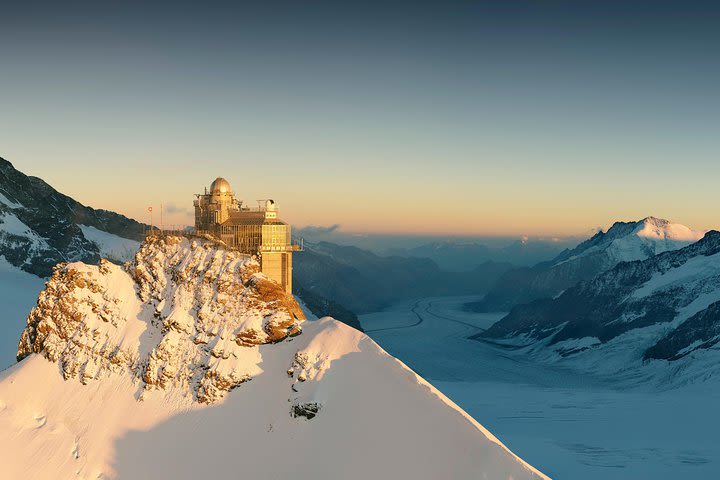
xmin=645 ymin=300 xmax=720 ymax=361
xmin=0 ymin=156 xmax=146 ymax=277
xmin=291 ymin=402 xmax=321 ymax=419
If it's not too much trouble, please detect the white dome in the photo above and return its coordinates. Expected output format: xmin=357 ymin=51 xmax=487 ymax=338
xmin=265 ymin=199 xmax=276 ymax=211
xmin=210 ymin=177 xmax=232 ymax=194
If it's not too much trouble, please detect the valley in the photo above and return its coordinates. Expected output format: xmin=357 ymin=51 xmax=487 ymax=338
xmin=361 ymin=296 xmax=720 ymax=479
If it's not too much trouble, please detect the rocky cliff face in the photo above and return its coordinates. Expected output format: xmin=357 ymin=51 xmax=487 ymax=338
xmin=18 ymin=235 xmax=304 ymax=403
xmin=0 ymin=157 xmax=145 ymax=277
xmin=469 ymin=217 xmax=705 ymax=312
xmin=479 ymin=231 xmax=720 ymax=383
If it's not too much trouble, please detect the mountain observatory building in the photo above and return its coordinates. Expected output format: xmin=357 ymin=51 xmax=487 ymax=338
xmin=194 ymin=177 xmax=298 ymax=294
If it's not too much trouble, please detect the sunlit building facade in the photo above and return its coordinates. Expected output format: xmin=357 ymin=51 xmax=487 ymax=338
xmin=194 ymin=177 xmax=296 ymax=293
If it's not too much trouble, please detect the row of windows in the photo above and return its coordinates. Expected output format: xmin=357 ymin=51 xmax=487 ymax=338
xmin=217 ymin=224 xmax=290 ymax=254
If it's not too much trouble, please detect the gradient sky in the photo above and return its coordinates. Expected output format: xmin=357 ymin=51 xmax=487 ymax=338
xmin=1 ymin=1 xmax=718 ymax=236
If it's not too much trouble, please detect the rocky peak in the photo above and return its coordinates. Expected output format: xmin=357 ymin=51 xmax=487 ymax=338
xmin=17 ymin=235 xmax=305 ymax=404
xmin=640 ymin=216 xmax=669 ymax=227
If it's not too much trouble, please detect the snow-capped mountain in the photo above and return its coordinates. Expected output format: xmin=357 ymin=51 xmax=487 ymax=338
xmin=1 ymin=235 xmax=546 ymax=479
xmin=479 ymin=230 xmax=720 ymax=385
xmin=469 ymin=217 xmax=706 ymax=312
xmin=0 ymin=157 xmax=144 ymax=277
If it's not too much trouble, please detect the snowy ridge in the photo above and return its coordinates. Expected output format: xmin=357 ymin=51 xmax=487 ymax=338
xmin=483 ymin=231 xmax=720 ymax=386
xmin=2 ymin=235 xmax=546 ymax=479
xmin=79 ymin=225 xmax=140 ymax=263
xmin=554 ymin=216 xmax=705 ymax=267
xmin=471 ymin=216 xmax=705 ymax=312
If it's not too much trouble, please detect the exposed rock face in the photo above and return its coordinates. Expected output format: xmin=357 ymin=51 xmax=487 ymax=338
xmin=478 ymin=231 xmax=720 ymax=379
xmin=17 ymin=259 xmax=141 ymax=384
xmin=0 ymin=156 xmax=145 ymax=277
xmin=17 ymin=235 xmax=304 ymax=403
xmin=469 ymin=217 xmax=705 ymax=312
xmin=644 ymin=300 xmax=720 ymax=361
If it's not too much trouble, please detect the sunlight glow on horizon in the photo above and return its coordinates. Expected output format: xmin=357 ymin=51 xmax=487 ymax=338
xmin=1 ymin=2 xmax=718 ymax=238
xmin=5 ymin=151 xmax=716 ymax=239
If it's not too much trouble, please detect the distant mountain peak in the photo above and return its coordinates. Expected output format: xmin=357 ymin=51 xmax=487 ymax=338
xmin=562 ymin=216 xmax=705 ymax=263
xmin=634 ymin=216 xmax=705 ymax=242
xmin=640 ymin=215 xmax=669 ymax=226
xmin=470 ymin=217 xmax=710 ymax=313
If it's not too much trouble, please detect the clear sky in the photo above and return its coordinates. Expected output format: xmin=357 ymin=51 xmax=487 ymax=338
xmin=1 ymin=1 xmax=718 ymax=237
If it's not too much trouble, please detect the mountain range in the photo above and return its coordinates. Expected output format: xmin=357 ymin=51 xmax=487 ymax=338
xmin=478 ymin=229 xmax=720 ymax=385
xmin=468 ymin=217 xmax=706 ymax=313
xmin=388 ymin=237 xmax=570 ymax=271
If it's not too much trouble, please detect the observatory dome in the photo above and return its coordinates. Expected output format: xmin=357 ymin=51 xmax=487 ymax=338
xmin=210 ymin=177 xmax=232 ymax=194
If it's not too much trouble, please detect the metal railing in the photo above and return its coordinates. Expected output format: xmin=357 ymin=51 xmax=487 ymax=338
xmin=145 ymin=228 xmax=304 ymax=253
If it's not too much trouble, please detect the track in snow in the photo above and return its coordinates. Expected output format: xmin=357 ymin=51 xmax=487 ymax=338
xmin=365 ymin=298 xmax=487 ymax=334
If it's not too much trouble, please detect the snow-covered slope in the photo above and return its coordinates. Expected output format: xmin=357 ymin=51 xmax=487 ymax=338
xmin=0 ymin=156 xmax=145 ymax=277
xmin=470 ymin=217 xmax=706 ymax=312
xmin=1 ymin=235 xmax=546 ymax=479
xmin=78 ymin=225 xmax=140 ymax=263
xmin=480 ymin=230 xmax=720 ymax=386
xmin=0 ymin=257 xmax=44 ymax=367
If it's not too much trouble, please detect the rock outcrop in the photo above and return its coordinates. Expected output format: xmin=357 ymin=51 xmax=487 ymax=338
xmin=18 ymin=235 xmax=304 ymax=403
